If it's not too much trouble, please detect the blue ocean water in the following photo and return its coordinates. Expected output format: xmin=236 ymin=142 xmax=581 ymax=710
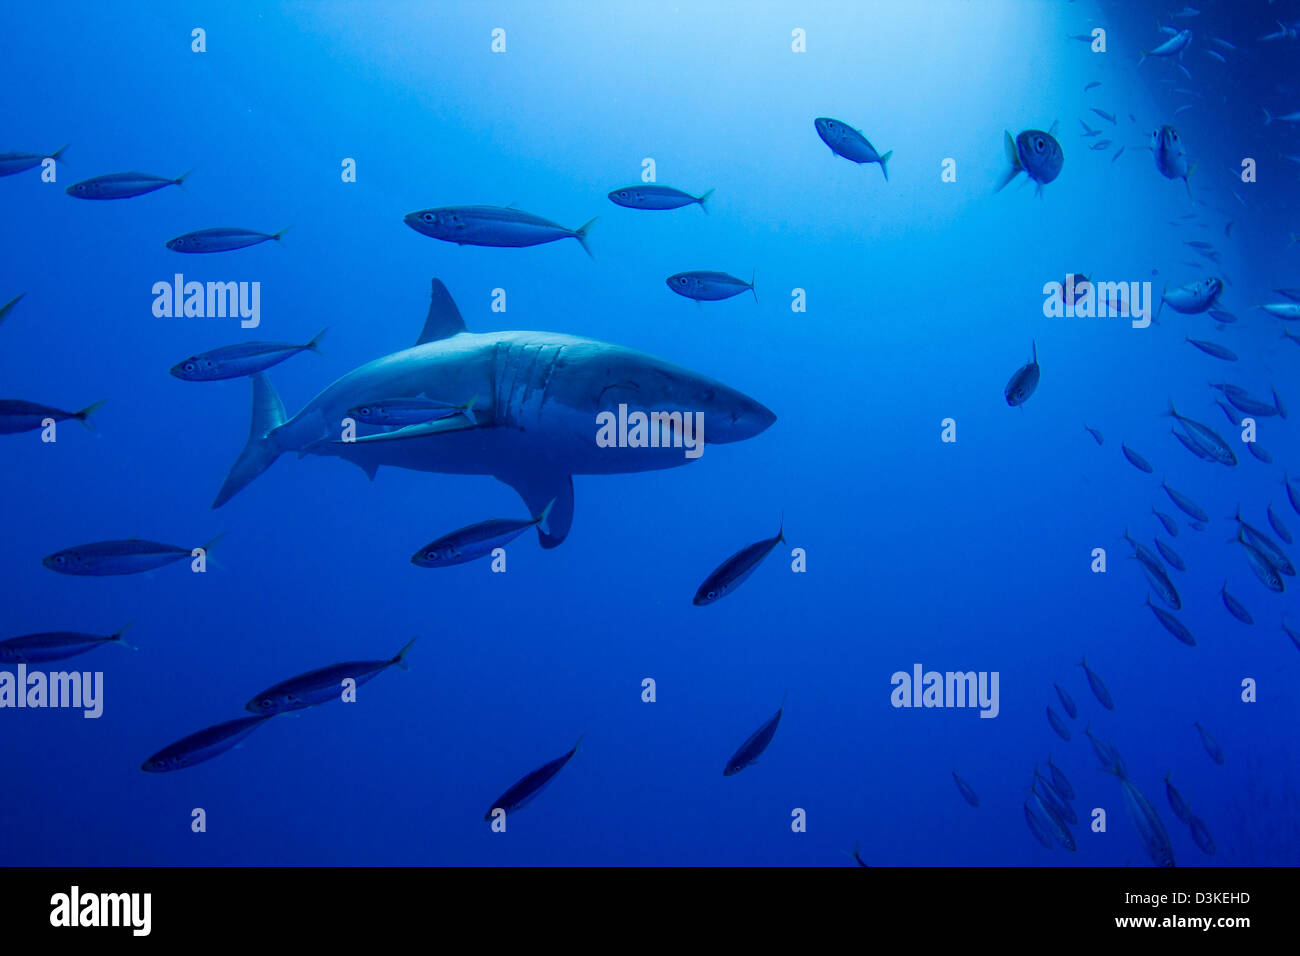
xmin=2 ymin=0 xmax=1298 ymax=867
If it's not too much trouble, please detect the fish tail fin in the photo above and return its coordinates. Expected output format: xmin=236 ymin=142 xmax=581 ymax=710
xmin=273 ymin=226 xmax=291 ymax=242
xmin=1263 ymin=108 xmax=1273 ymax=126
xmin=51 ymin=144 xmax=69 ymax=163
xmin=307 ymin=327 xmax=328 ymax=355
xmin=75 ymin=399 xmax=106 ymax=433
xmin=697 ymin=188 xmax=714 ymax=213
xmin=879 ymin=149 xmax=892 ymax=181
xmin=1138 ymin=51 xmax=1147 ymax=66
xmin=1184 ymin=170 xmax=1194 ymax=201
xmin=173 ymin=169 xmax=193 ymax=188
xmin=994 ymin=132 xmax=1021 ymax=193
xmin=534 ymin=497 xmax=557 ymax=535
xmin=777 ymin=511 xmax=785 ymax=543
xmin=212 ymin=372 xmax=287 ymax=508
xmin=1032 ymin=339 xmax=1037 ymax=364
xmin=574 ymin=217 xmax=598 ymax=259
xmin=195 ymin=532 xmax=225 ymax=571
xmin=750 ymin=269 xmax=757 ymax=304
xmin=112 ymin=620 xmax=138 ymax=650
xmin=1156 ymin=282 xmax=1167 ymax=321
xmin=391 ymin=636 xmax=417 ymax=670
xmin=573 ymin=733 xmax=585 ymax=753
xmin=461 ymin=394 xmax=478 ymax=426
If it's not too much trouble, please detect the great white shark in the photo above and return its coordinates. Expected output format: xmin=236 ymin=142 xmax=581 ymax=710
xmin=213 ymin=279 xmax=777 ymax=548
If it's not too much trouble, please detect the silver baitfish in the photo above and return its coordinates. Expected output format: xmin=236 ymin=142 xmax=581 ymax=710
xmin=0 ymin=398 xmax=104 ymax=434
xmin=170 ymin=331 xmax=326 ymax=381
xmin=245 ymin=638 xmax=416 ymax=715
xmin=694 ymin=520 xmax=785 ymax=606
xmin=43 ymin=535 xmax=221 ymax=576
xmin=607 ymin=184 xmax=714 ymax=212
xmin=411 ymin=501 xmax=555 ymax=567
xmin=723 ymin=698 xmax=785 ymax=776
xmin=404 ymin=205 xmax=597 ymax=258
xmin=66 ymin=170 xmax=189 ymax=200
xmin=141 ymin=715 xmax=272 ymax=773
xmin=166 ymin=226 xmax=289 ymax=254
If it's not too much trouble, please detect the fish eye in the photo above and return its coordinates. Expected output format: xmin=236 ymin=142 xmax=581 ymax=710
xmin=707 ymin=590 xmax=716 ymax=600
xmin=1036 ymin=138 xmax=1044 ymax=149
xmin=261 ymin=699 xmax=274 ymax=709
xmin=422 ymin=213 xmax=434 ymax=222
xmin=184 ymin=362 xmax=195 ymax=372
xmin=54 ymin=555 xmax=65 ymax=564
xmin=360 ymin=407 xmax=370 ymax=415
xmin=425 ymin=550 xmax=437 ymax=561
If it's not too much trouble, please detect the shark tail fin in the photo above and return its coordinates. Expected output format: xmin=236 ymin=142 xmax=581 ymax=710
xmin=574 ymin=217 xmax=598 ymax=259
xmin=879 ymin=149 xmax=892 ymax=182
xmin=212 ymin=373 xmax=286 ymax=508
xmin=697 ymin=188 xmax=714 ymax=213
xmin=391 ymin=637 xmax=417 ymax=670
xmin=1264 ymin=107 xmax=1273 ymax=126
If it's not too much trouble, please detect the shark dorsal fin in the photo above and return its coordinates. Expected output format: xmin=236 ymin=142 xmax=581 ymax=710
xmin=416 ymin=279 xmax=467 ymax=346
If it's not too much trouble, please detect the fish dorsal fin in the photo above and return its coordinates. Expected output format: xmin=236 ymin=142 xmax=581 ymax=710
xmin=416 ymin=279 xmax=467 ymax=346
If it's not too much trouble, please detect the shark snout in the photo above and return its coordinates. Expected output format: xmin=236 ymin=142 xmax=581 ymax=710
xmin=708 ymin=391 xmax=776 ymax=443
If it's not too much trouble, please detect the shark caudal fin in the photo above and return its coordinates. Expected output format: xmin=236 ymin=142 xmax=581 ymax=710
xmin=212 ymin=373 xmax=286 ymax=508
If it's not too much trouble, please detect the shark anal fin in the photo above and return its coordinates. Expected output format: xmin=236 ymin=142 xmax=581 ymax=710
xmin=496 ymin=471 xmax=574 ymax=549
xmin=416 ymin=278 xmax=467 ymax=346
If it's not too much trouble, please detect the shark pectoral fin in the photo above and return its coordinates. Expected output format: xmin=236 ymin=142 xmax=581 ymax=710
xmin=340 ymin=418 xmax=480 ymax=444
xmin=415 ymin=279 xmax=467 ymax=346
xmin=496 ymin=472 xmax=574 ymax=549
